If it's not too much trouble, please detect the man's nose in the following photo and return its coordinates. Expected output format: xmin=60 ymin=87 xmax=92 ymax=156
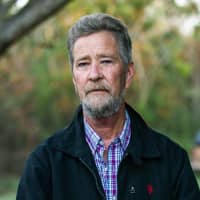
xmin=88 ymin=62 xmax=103 ymax=81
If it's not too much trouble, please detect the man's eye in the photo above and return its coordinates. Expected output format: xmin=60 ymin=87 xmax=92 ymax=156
xmin=77 ymin=62 xmax=89 ymax=67
xmin=101 ymin=59 xmax=113 ymax=64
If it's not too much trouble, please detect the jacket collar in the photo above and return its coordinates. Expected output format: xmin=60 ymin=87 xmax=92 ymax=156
xmin=125 ymin=104 xmax=161 ymax=165
xmin=48 ymin=104 xmax=161 ymax=166
xmin=48 ymin=105 xmax=92 ymax=157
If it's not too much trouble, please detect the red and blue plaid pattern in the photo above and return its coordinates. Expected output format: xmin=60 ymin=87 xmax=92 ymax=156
xmin=84 ymin=111 xmax=131 ymax=200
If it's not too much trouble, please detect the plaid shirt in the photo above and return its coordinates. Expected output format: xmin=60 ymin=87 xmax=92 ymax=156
xmin=84 ymin=111 xmax=131 ymax=200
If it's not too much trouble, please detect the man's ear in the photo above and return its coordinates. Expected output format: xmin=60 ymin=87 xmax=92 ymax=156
xmin=125 ymin=62 xmax=135 ymax=89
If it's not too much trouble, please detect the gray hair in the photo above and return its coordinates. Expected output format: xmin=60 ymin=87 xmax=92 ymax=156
xmin=67 ymin=13 xmax=133 ymax=70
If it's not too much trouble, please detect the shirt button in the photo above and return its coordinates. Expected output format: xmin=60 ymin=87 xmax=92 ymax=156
xmin=129 ymin=185 xmax=136 ymax=194
xmin=112 ymin=196 xmax=117 ymax=200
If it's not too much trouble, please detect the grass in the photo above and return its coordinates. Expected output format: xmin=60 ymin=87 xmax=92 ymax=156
xmin=0 ymin=177 xmax=18 ymax=200
xmin=0 ymin=193 xmax=16 ymax=200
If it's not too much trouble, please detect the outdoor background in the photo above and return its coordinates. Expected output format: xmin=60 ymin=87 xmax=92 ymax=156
xmin=0 ymin=0 xmax=200 ymax=199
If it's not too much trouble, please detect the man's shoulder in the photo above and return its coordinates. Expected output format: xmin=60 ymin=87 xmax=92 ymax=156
xmin=28 ymin=106 xmax=85 ymax=160
xmin=47 ymin=126 xmax=71 ymax=145
xmin=30 ymin=125 xmax=74 ymax=157
xmin=149 ymin=128 xmax=187 ymax=157
xmin=127 ymin=104 xmax=186 ymax=155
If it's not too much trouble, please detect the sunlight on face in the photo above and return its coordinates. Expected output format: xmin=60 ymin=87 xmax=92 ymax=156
xmin=72 ymin=31 xmax=128 ymax=118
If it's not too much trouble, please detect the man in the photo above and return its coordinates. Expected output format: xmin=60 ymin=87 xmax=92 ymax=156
xmin=17 ymin=13 xmax=200 ymax=200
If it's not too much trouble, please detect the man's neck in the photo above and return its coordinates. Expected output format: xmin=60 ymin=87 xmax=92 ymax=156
xmin=84 ymin=104 xmax=126 ymax=148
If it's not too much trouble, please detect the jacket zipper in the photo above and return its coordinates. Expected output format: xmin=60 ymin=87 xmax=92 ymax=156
xmin=79 ymin=158 xmax=106 ymax=200
xmin=117 ymin=152 xmax=129 ymax=200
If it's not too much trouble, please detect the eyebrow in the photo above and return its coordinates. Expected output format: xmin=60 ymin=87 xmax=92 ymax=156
xmin=75 ymin=56 xmax=90 ymax=63
xmin=74 ymin=53 xmax=119 ymax=63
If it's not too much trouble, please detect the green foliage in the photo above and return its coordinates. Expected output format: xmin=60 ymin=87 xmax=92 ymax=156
xmin=0 ymin=0 xmax=200 ymax=176
xmin=0 ymin=177 xmax=18 ymax=198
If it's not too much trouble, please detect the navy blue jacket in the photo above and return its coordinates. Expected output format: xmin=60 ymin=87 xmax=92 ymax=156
xmin=17 ymin=104 xmax=200 ymax=200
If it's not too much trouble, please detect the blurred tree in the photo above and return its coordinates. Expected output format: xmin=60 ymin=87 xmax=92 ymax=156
xmin=0 ymin=0 xmax=72 ymax=56
xmin=188 ymin=26 xmax=200 ymax=131
xmin=0 ymin=0 xmax=200 ymax=175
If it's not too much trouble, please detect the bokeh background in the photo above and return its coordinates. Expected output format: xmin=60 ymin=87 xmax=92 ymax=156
xmin=0 ymin=0 xmax=200 ymax=199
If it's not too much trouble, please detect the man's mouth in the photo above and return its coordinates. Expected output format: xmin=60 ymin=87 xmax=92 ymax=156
xmin=86 ymin=89 xmax=108 ymax=95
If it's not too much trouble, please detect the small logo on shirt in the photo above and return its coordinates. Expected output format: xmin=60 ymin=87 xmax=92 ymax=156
xmin=129 ymin=185 xmax=136 ymax=194
xmin=147 ymin=184 xmax=153 ymax=196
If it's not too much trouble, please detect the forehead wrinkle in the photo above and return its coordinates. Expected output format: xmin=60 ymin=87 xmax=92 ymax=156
xmin=73 ymin=32 xmax=120 ymax=62
xmin=75 ymin=55 xmax=90 ymax=63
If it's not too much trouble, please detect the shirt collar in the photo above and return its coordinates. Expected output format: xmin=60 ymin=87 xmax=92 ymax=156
xmin=84 ymin=110 xmax=131 ymax=155
xmin=84 ymin=120 xmax=100 ymax=155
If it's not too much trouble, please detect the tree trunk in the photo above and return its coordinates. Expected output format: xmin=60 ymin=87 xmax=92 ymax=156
xmin=0 ymin=0 xmax=71 ymax=56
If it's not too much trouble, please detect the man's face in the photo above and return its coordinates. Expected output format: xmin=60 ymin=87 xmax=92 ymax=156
xmin=72 ymin=31 xmax=134 ymax=118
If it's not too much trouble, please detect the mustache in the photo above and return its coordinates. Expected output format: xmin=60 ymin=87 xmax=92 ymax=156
xmin=84 ymin=83 xmax=111 ymax=94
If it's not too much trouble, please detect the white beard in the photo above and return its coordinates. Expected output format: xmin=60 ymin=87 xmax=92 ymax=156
xmin=82 ymin=90 xmax=125 ymax=118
